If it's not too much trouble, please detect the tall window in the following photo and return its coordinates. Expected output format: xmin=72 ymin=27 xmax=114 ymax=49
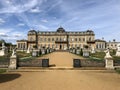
xmin=56 ymin=38 xmax=58 ymax=41
xmin=79 ymin=38 xmax=81 ymax=41
xmin=52 ymin=38 xmax=54 ymax=41
xmin=89 ymin=37 xmax=91 ymax=41
xmin=83 ymin=38 xmax=85 ymax=42
xmin=48 ymin=38 xmax=50 ymax=42
xmin=18 ymin=43 xmax=20 ymax=48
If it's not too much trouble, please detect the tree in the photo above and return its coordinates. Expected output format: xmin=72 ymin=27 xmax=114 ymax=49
xmin=84 ymin=45 xmax=89 ymax=49
xmin=39 ymin=49 xmax=42 ymax=55
xmin=33 ymin=45 xmax=37 ymax=49
xmin=80 ymin=48 xmax=83 ymax=56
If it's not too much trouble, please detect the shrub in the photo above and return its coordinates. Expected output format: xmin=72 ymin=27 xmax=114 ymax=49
xmin=0 ymin=69 xmax=6 ymax=73
xmin=80 ymin=48 xmax=83 ymax=56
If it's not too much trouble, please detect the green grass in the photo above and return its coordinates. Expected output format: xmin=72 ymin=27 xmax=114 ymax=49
xmin=19 ymin=56 xmax=37 ymax=61
xmin=115 ymin=69 xmax=120 ymax=74
xmin=0 ymin=69 xmax=6 ymax=73
xmin=17 ymin=51 xmax=31 ymax=58
xmin=90 ymin=51 xmax=120 ymax=61
xmin=90 ymin=52 xmax=105 ymax=60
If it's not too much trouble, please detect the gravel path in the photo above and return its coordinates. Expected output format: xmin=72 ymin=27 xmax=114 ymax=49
xmin=0 ymin=70 xmax=120 ymax=90
xmin=0 ymin=51 xmax=120 ymax=90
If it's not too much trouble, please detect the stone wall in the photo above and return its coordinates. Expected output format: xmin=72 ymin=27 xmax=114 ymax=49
xmin=18 ymin=59 xmax=43 ymax=67
xmin=0 ymin=60 xmax=9 ymax=68
xmin=114 ymin=60 xmax=120 ymax=66
xmin=1 ymin=59 xmax=120 ymax=68
xmin=80 ymin=59 xmax=105 ymax=67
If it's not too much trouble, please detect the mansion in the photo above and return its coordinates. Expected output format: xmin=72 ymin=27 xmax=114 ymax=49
xmin=17 ymin=27 xmax=106 ymax=51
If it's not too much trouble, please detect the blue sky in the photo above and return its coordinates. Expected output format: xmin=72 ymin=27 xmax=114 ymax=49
xmin=0 ymin=0 xmax=120 ymax=44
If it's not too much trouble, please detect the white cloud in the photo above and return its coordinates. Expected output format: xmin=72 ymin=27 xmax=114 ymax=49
xmin=0 ymin=18 xmax=5 ymax=24
xmin=0 ymin=0 xmax=44 ymax=13
xmin=0 ymin=28 xmax=27 ymax=44
xmin=35 ymin=24 xmax=48 ymax=30
xmin=0 ymin=28 xmax=12 ymax=33
xmin=17 ymin=23 xmax=25 ymax=26
xmin=41 ymin=19 xmax=48 ymax=23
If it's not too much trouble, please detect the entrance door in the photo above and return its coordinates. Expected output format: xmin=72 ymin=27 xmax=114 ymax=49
xmin=60 ymin=44 xmax=62 ymax=50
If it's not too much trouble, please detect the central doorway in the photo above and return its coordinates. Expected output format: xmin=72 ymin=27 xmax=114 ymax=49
xmin=60 ymin=44 xmax=62 ymax=49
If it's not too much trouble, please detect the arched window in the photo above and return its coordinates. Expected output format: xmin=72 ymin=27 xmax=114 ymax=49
xmin=89 ymin=37 xmax=91 ymax=41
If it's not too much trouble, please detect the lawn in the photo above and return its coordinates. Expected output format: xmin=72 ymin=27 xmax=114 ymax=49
xmin=0 ymin=69 xmax=6 ymax=73
xmin=115 ymin=69 xmax=120 ymax=74
xmin=90 ymin=52 xmax=105 ymax=60
xmin=90 ymin=51 xmax=120 ymax=61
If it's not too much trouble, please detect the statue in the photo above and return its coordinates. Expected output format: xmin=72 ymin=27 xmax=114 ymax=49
xmin=91 ymin=47 xmax=95 ymax=53
xmin=27 ymin=47 xmax=30 ymax=53
xmin=104 ymin=48 xmax=114 ymax=69
xmin=12 ymin=48 xmax=16 ymax=56
xmin=104 ymin=48 xmax=112 ymax=58
xmin=2 ymin=42 xmax=5 ymax=50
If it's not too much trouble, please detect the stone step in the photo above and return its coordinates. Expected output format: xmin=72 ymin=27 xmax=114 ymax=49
xmin=7 ymin=67 xmax=106 ymax=72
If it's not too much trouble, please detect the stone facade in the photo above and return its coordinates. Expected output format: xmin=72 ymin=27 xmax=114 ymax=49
xmin=107 ymin=39 xmax=120 ymax=50
xmin=17 ymin=27 xmax=106 ymax=51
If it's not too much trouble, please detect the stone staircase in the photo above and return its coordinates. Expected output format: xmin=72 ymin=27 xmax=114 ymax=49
xmin=7 ymin=67 xmax=106 ymax=72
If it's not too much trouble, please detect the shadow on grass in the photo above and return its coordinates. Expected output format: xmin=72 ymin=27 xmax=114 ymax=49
xmin=0 ymin=73 xmax=21 ymax=83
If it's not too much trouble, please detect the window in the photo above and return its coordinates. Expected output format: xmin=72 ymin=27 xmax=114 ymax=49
xmin=18 ymin=43 xmax=20 ymax=48
xmin=56 ymin=38 xmax=58 ymax=41
xmin=75 ymin=38 xmax=77 ymax=41
xmin=48 ymin=38 xmax=50 ymax=41
xmin=44 ymin=38 xmax=46 ymax=41
xmin=52 ymin=38 xmax=54 ymax=41
xmin=79 ymin=38 xmax=81 ymax=41
xmin=96 ymin=44 xmax=98 ymax=49
xmin=89 ymin=37 xmax=91 ymax=41
xmin=83 ymin=38 xmax=85 ymax=42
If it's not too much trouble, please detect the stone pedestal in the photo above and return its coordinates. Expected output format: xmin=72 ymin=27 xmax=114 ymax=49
xmin=9 ymin=56 xmax=17 ymax=70
xmin=83 ymin=50 xmax=89 ymax=57
xmin=91 ymin=47 xmax=95 ymax=53
xmin=116 ymin=43 xmax=120 ymax=56
xmin=72 ymin=49 xmax=76 ymax=54
xmin=105 ymin=58 xmax=114 ymax=69
xmin=0 ymin=42 xmax=7 ymax=56
xmin=0 ymin=50 xmax=5 ymax=56
xmin=27 ymin=48 xmax=30 ymax=53
xmin=32 ymin=51 xmax=37 ymax=56
xmin=91 ymin=49 xmax=95 ymax=53
xmin=47 ymin=49 xmax=49 ymax=54
xmin=41 ymin=49 xmax=45 ymax=54
xmin=116 ymin=51 xmax=120 ymax=56
xmin=76 ymin=50 xmax=80 ymax=54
